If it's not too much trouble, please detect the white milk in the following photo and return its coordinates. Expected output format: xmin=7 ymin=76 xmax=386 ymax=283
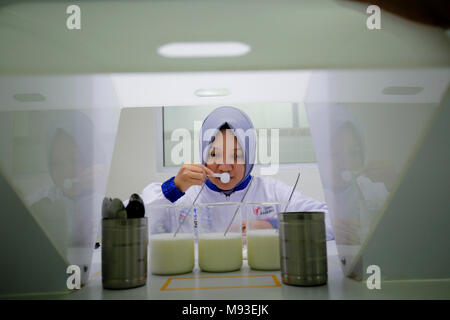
xmin=198 ymin=232 xmax=243 ymax=272
xmin=149 ymin=233 xmax=194 ymax=275
xmin=247 ymin=229 xmax=280 ymax=270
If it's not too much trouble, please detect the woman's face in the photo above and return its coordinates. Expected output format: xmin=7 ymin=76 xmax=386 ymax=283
xmin=206 ymin=129 xmax=246 ymax=190
xmin=329 ymin=124 xmax=364 ymax=189
xmin=49 ymin=129 xmax=83 ymax=195
xmin=333 ymin=125 xmax=364 ymax=172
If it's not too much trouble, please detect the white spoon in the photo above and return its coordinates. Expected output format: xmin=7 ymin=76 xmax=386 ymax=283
xmin=211 ymin=172 xmax=230 ymax=183
xmin=63 ymin=178 xmax=78 ymax=190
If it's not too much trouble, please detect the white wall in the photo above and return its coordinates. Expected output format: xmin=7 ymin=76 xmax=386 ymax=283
xmin=105 ymin=107 xmax=325 ymax=202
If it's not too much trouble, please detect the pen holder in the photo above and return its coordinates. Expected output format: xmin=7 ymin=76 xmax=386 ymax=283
xmin=278 ymin=212 xmax=327 ymax=286
xmin=101 ymin=217 xmax=148 ymax=289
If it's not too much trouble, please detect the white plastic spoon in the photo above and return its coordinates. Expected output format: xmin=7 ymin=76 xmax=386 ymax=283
xmin=63 ymin=178 xmax=78 ymax=190
xmin=211 ymin=172 xmax=230 ymax=183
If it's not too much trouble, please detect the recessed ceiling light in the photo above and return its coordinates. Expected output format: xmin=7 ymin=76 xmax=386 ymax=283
xmin=13 ymin=93 xmax=46 ymax=102
xmin=195 ymin=88 xmax=230 ymax=97
xmin=382 ymin=86 xmax=423 ymax=95
xmin=157 ymin=42 xmax=250 ymax=58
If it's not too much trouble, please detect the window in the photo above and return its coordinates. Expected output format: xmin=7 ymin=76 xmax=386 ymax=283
xmin=161 ymin=103 xmax=316 ymax=167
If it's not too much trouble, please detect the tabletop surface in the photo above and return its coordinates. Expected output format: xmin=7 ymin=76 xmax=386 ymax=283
xmin=35 ymin=241 xmax=450 ymax=300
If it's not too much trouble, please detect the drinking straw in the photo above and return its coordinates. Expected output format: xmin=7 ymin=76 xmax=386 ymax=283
xmin=283 ymin=173 xmax=301 ymax=213
xmin=173 ymin=183 xmax=205 ymax=238
xmin=224 ymin=176 xmax=254 ymax=237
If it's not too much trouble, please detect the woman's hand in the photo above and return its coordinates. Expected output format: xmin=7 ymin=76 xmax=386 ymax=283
xmin=360 ymin=160 xmax=397 ymax=191
xmin=247 ymin=220 xmax=273 ymax=230
xmin=174 ymin=164 xmax=215 ymax=193
xmin=63 ymin=164 xmax=107 ymax=199
xmin=242 ymin=220 xmax=273 ymax=235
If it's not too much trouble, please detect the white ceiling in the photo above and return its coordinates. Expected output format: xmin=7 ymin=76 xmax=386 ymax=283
xmin=0 ymin=0 xmax=449 ymax=74
xmin=1 ymin=0 xmax=448 ymax=109
xmin=1 ymin=69 xmax=448 ymax=111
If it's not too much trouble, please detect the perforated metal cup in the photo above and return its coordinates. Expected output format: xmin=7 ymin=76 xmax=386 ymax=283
xmin=101 ymin=217 xmax=148 ymax=289
xmin=278 ymin=212 xmax=327 ymax=286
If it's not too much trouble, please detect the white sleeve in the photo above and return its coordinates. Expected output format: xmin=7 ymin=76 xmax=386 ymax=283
xmin=141 ymin=182 xmax=197 ymax=206
xmin=139 ymin=182 xmax=199 ymax=232
xmin=272 ymin=178 xmax=335 ymax=241
xmin=141 ymin=182 xmax=174 ymax=206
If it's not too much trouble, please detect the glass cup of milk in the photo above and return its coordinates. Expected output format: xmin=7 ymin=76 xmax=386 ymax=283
xmin=196 ymin=202 xmax=243 ymax=273
xmin=243 ymin=202 xmax=284 ymax=271
xmin=148 ymin=204 xmax=195 ymax=275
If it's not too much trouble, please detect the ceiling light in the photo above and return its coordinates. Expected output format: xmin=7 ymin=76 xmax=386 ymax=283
xmin=157 ymin=42 xmax=250 ymax=58
xmin=382 ymin=86 xmax=423 ymax=95
xmin=13 ymin=93 xmax=46 ymax=102
xmin=195 ymin=88 xmax=230 ymax=97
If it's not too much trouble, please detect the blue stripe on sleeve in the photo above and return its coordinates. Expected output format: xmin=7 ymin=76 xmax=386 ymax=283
xmin=161 ymin=176 xmax=185 ymax=203
xmin=268 ymin=217 xmax=278 ymax=229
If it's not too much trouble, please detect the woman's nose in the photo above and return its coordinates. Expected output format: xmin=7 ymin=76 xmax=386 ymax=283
xmin=217 ymin=163 xmax=233 ymax=172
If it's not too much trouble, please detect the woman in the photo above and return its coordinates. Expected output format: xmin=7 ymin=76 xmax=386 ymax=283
xmin=26 ymin=111 xmax=108 ymax=284
xmin=308 ymin=104 xmax=392 ymax=245
xmin=143 ymin=106 xmax=334 ymax=240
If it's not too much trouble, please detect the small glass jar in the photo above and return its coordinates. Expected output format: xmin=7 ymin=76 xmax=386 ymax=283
xmin=243 ymin=202 xmax=283 ymax=271
xmin=148 ymin=204 xmax=195 ymax=275
xmin=196 ymin=202 xmax=243 ymax=272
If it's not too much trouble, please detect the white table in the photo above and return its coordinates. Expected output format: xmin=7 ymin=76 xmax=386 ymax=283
xmin=39 ymin=241 xmax=450 ymax=300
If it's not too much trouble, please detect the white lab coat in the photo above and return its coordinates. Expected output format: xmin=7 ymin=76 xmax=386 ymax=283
xmin=141 ymin=176 xmax=334 ymax=240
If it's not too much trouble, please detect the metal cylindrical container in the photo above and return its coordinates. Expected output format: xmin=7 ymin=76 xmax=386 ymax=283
xmin=102 ymin=217 xmax=148 ymax=289
xmin=278 ymin=212 xmax=327 ymax=286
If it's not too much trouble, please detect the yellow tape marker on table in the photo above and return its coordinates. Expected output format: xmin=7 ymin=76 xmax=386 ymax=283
xmin=161 ymin=274 xmax=281 ymax=291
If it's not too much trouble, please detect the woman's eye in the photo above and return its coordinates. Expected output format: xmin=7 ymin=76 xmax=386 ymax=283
xmin=210 ymin=151 xmax=220 ymax=158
